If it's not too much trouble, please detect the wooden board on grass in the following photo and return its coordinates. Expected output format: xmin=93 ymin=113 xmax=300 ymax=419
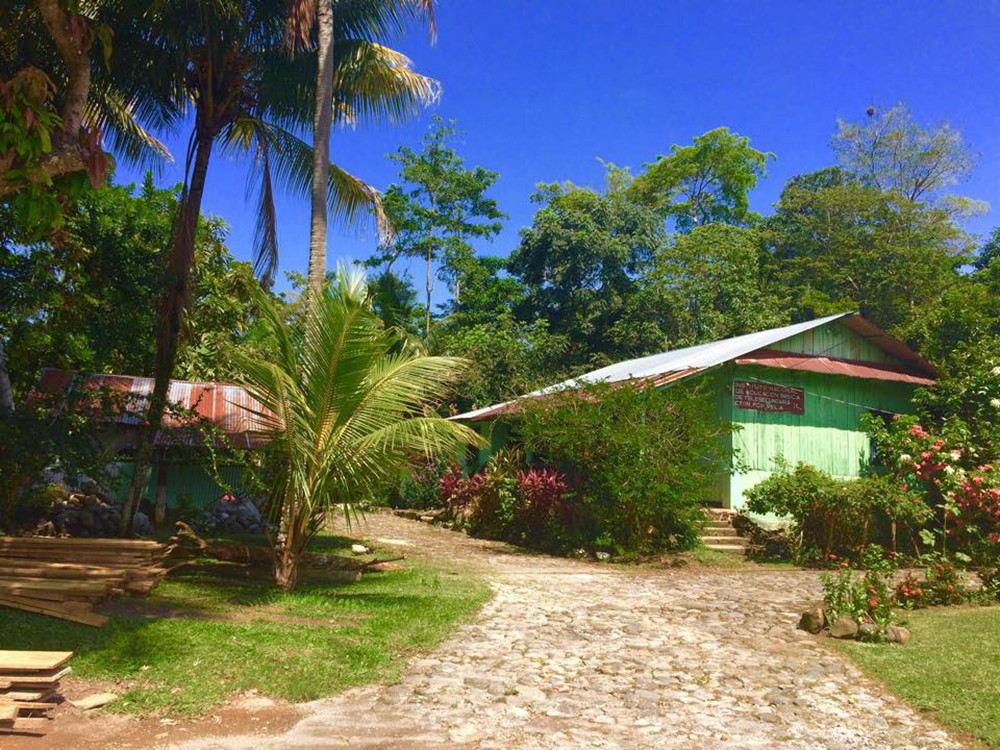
xmin=11 ymin=716 xmax=53 ymax=732
xmin=0 ymin=594 xmax=107 ymax=627
xmin=0 ymin=667 xmax=71 ymax=685
xmin=0 ymin=652 xmax=72 ymax=672
xmin=0 ymin=689 xmax=56 ymax=702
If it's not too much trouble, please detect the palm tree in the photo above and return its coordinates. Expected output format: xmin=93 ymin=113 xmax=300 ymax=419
xmin=285 ymin=0 xmax=437 ymax=300
xmin=236 ymin=266 xmax=481 ymax=588
xmin=118 ymin=0 xmax=439 ymax=533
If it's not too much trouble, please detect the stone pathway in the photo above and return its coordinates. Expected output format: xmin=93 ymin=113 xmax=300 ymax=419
xmin=167 ymin=514 xmax=963 ymax=750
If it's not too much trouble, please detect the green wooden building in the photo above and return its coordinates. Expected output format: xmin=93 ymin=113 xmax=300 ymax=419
xmin=450 ymin=313 xmax=937 ymax=510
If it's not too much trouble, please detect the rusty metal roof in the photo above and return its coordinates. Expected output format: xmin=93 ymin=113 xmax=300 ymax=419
xmin=735 ymin=349 xmax=936 ymax=386
xmin=36 ymin=369 xmax=274 ymax=449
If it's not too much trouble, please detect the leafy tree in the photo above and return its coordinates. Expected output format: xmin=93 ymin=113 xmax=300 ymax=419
xmin=629 ymin=127 xmax=774 ymax=231
xmin=976 ymin=226 xmax=1000 ymax=271
xmin=766 ymin=171 xmax=971 ymax=333
xmin=234 ymin=266 xmax=481 ymax=588
xmin=832 ymin=102 xmax=985 ymax=215
xmin=435 ymin=312 xmax=566 ymax=413
xmin=368 ymin=268 xmax=425 ymax=342
xmin=369 ymin=117 xmax=506 ymax=334
xmin=509 ymin=172 xmax=665 ymax=370
xmin=895 ymin=259 xmax=1000 ymax=363
xmin=649 ymin=223 xmax=787 ymax=347
xmin=439 ymin=254 xmax=526 ymax=329
xmin=0 ymin=173 xmax=274 ymax=396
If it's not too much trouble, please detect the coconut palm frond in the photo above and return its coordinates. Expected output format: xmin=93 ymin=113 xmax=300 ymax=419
xmin=332 ymin=41 xmax=440 ymax=127
xmin=261 ymin=123 xmax=390 ymax=240
xmin=233 ymin=277 xmax=483 ymax=587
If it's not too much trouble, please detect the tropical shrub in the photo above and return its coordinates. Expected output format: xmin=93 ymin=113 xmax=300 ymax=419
xmin=393 ymin=461 xmax=448 ymax=510
xmin=235 ymin=270 xmax=482 ymax=589
xmin=514 ymin=379 xmax=732 ymax=554
xmin=894 ymin=555 xmax=972 ymax=608
xmin=865 ymin=413 xmax=1000 ymax=564
xmin=744 ymin=464 xmax=895 ymax=559
xmin=441 ymin=450 xmax=572 ymax=549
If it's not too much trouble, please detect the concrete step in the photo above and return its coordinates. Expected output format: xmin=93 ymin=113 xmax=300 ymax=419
xmin=702 ymin=543 xmax=747 ymax=553
xmin=701 ymin=535 xmax=746 ymax=545
xmin=703 ymin=526 xmax=736 ymax=536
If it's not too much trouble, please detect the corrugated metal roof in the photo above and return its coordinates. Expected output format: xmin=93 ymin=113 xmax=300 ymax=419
xmin=450 ymin=312 xmax=937 ymax=422
xmin=36 ymin=369 xmax=273 ymax=449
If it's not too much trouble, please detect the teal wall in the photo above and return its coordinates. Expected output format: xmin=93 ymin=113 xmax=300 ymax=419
xmin=723 ymin=321 xmax=919 ymax=509
xmin=110 ymin=460 xmax=250 ymax=510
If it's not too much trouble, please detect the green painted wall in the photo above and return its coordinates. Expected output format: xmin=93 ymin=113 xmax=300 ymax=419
xmin=723 ymin=321 xmax=919 ymax=509
xmin=110 ymin=460 xmax=250 ymax=511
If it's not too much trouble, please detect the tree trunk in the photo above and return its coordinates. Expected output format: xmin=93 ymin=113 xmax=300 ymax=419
xmin=425 ymin=244 xmax=432 ymax=336
xmin=0 ymin=340 xmax=14 ymax=412
xmin=306 ymin=0 xmax=335 ymax=301
xmin=119 ymin=131 xmax=215 ymax=535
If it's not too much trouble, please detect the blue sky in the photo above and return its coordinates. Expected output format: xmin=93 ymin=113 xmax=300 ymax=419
xmin=116 ymin=0 xmax=1000 ymax=297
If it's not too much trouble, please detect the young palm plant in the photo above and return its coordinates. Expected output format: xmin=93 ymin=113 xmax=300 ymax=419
xmin=236 ymin=267 xmax=482 ymax=589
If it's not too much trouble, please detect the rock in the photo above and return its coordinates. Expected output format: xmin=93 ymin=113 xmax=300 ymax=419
xmin=132 ymin=511 xmax=154 ymax=536
xmin=889 ymin=625 xmax=911 ymax=645
xmin=595 ymin=551 xmax=611 ymax=561
xmin=351 ymin=544 xmax=371 ymax=555
xmin=858 ymin=622 xmax=879 ymax=639
xmin=798 ymin=607 xmax=825 ymax=634
xmin=71 ymin=692 xmax=119 ymax=711
xmin=829 ymin=615 xmax=859 ymax=640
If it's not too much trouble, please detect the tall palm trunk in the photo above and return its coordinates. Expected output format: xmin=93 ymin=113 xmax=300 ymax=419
xmin=307 ymin=0 xmax=335 ymax=300
xmin=119 ymin=128 xmax=216 ymax=535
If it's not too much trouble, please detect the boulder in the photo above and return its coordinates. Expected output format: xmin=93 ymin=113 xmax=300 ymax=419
xmin=857 ymin=622 xmax=879 ymax=639
xmin=798 ymin=607 xmax=826 ymax=634
xmin=829 ymin=615 xmax=859 ymax=640
xmin=132 ymin=512 xmax=154 ymax=536
xmin=889 ymin=625 xmax=911 ymax=645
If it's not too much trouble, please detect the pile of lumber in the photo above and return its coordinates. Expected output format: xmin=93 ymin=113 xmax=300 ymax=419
xmin=0 ymin=650 xmax=72 ymax=735
xmin=0 ymin=537 xmax=166 ymax=626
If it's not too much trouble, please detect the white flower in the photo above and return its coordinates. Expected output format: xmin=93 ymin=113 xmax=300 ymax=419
xmin=951 ymin=450 xmax=963 ymax=460
xmin=992 ymin=366 xmax=1000 ymax=376
xmin=991 ymin=398 xmax=1000 ymax=409
xmin=945 ymin=465 xmax=956 ymax=475
xmin=899 ymin=454 xmax=912 ymax=463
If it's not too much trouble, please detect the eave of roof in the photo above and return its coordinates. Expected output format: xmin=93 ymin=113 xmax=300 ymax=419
xmin=735 ymin=349 xmax=937 ymax=386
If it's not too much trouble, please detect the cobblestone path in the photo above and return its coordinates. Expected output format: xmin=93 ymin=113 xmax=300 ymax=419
xmin=169 ymin=514 xmax=962 ymax=750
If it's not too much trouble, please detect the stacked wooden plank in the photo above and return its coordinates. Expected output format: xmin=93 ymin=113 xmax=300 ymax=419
xmin=0 ymin=537 xmax=166 ymax=626
xmin=0 ymin=650 xmax=72 ymax=734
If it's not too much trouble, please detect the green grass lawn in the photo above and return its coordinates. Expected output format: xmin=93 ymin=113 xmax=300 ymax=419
xmin=834 ymin=606 xmax=1000 ymax=748
xmin=0 ymin=534 xmax=489 ymax=717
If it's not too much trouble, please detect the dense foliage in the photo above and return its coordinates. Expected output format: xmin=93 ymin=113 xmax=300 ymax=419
xmin=512 ymin=380 xmax=732 ymax=555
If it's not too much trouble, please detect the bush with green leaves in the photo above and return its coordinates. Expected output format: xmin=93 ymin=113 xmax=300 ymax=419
xmin=514 ymin=379 xmax=732 ymax=555
xmin=744 ymin=463 xmax=899 ymax=560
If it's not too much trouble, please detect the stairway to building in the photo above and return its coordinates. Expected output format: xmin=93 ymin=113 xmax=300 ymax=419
xmin=701 ymin=508 xmax=748 ymax=554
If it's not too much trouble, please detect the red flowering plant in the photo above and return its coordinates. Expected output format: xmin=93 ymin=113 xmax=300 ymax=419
xmin=863 ymin=413 xmax=999 ymax=563
xmin=820 ymin=546 xmax=897 ymax=640
xmin=514 ymin=467 xmax=571 ymax=546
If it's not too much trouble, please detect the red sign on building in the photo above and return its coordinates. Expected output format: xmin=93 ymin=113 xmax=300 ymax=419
xmin=734 ymin=380 xmax=805 ymax=414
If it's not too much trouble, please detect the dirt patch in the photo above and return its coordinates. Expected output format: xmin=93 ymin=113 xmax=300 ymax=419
xmin=0 ymin=688 xmax=303 ymax=750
